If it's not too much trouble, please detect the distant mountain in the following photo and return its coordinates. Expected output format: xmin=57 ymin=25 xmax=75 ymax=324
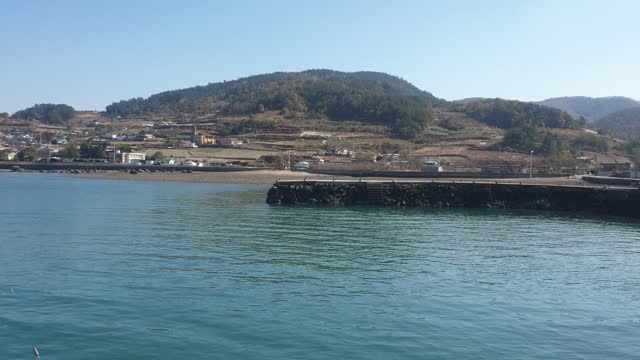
xmin=452 ymin=97 xmax=487 ymax=105
xmin=538 ymin=96 xmax=639 ymax=122
xmin=596 ymin=107 xmax=640 ymax=138
xmin=106 ymin=69 xmax=447 ymax=138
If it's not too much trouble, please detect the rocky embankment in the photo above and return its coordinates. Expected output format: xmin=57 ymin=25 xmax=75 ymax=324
xmin=267 ymin=181 xmax=640 ymax=218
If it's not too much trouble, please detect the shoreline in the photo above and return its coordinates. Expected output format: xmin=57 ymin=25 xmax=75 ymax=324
xmin=2 ymin=167 xmax=608 ymax=187
xmin=70 ymin=169 xmax=352 ymax=185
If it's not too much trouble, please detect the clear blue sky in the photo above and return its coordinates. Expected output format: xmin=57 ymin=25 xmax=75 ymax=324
xmin=1 ymin=0 xmax=638 ymax=113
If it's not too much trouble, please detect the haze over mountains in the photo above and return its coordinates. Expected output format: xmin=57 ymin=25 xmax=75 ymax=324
xmin=536 ymin=96 xmax=640 ymax=139
xmin=537 ymin=96 xmax=640 ymax=122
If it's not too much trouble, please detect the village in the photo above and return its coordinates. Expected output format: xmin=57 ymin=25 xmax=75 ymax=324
xmin=0 ymin=114 xmax=636 ymax=179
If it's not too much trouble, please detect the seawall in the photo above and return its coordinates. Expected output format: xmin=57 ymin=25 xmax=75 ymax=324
xmin=267 ymin=180 xmax=640 ymax=218
xmin=0 ymin=162 xmax=267 ymax=173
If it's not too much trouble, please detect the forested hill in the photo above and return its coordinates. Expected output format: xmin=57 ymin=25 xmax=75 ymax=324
xmin=596 ymin=107 xmax=640 ymax=139
xmin=455 ymin=99 xmax=585 ymax=130
xmin=11 ymin=104 xmax=76 ymax=124
xmin=538 ymin=96 xmax=639 ymax=122
xmin=106 ymin=70 xmax=447 ymax=138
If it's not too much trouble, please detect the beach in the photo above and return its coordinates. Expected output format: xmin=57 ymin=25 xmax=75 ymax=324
xmin=72 ymin=169 xmax=349 ymax=184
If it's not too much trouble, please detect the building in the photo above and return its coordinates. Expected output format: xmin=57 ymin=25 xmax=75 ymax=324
xmin=198 ymin=134 xmax=216 ymax=146
xmin=421 ymin=157 xmax=443 ymax=173
xmin=597 ymin=163 xmax=633 ymax=178
xmin=158 ymin=157 xmax=176 ymax=166
xmin=178 ymin=140 xmax=198 ymax=148
xmin=217 ymin=137 xmax=243 ymax=147
xmin=119 ymin=152 xmax=146 ymax=165
xmin=183 ymin=159 xmax=204 ymax=167
xmin=208 ymin=159 xmax=227 ymax=167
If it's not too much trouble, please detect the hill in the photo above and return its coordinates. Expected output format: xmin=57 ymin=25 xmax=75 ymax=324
xmin=596 ymin=107 xmax=640 ymax=139
xmin=106 ymin=70 xmax=447 ymax=138
xmin=11 ymin=104 xmax=76 ymax=124
xmin=460 ymin=99 xmax=583 ymax=130
xmin=538 ymin=96 xmax=639 ymax=122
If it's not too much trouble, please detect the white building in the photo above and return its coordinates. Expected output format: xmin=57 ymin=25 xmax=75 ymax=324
xmin=159 ymin=157 xmax=176 ymax=165
xmin=120 ymin=152 xmax=146 ymax=165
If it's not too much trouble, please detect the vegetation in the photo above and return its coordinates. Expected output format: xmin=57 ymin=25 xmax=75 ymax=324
xmin=11 ymin=104 xmax=76 ymax=124
xmin=0 ymin=112 xmax=9 ymax=118
xmin=539 ymin=96 xmax=639 ymax=121
xmin=105 ymin=70 xmax=444 ymax=138
xmin=501 ymin=125 xmax=608 ymax=161
xmin=221 ymin=118 xmax=279 ymax=136
xmin=15 ymin=147 xmax=38 ymax=161
xmin=462 ymin=99 xmax=584 ymax=130
xmin=149 ymin=151 xmax=166 ymax=160
xmin=439 ymin=116 xmax=465 ymax=131
xmin=0 ymin=149 xmax=14 ymax=160
xmin=595 ymin=107 xmax=640 ymax=139
xmin=622 ymin=139 xmax=640 ymax=162
xmin=60 ymin=143 xmax=108 ymax=160
xmin=79 ymin=143 xmax=107 ymax=159
xmin=60 ymin=144 xmax=80 ymax=159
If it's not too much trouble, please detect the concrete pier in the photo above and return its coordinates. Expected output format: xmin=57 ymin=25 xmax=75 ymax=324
xmin=267 ymin=179 xmax=640 ymax=218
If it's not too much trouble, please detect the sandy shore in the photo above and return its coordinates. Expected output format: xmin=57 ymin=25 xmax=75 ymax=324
xmin=73 ymin=170 xmax=352 ymax=185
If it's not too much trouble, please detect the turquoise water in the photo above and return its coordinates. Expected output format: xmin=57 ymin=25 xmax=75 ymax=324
xmin=1 ymin=173 xmax=640 ymax=359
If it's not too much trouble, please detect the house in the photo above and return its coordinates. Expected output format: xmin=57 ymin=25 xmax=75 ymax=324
xmin=421 ymin=157 xmax=443 ymax=173
xmin=293 ymin=161 xmax=310 ymax=170
xmin=197 ymin=134 xmax=216 ymax=146
xmin=597 ymin=163 xmax=633 ymax=178
xmin=159 ymin=157 xmax=176 ymax=166
xmin=208 ymin=159 xmax=227 ymax=167
xmin=183 ymin=160 xmax=204 ymax=167
xmin=119 ymin=152 xmax=146 ymax=165
xmin=217 ymin=137 xmax=243 ymax=147
xmin=178 ymin=140 xmax=198 ymax=148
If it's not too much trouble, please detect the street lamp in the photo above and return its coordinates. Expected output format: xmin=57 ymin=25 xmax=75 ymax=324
xmin=529 ymin=150 xmax=534 ymax=180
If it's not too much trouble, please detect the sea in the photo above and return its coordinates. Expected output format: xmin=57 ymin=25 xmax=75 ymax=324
xmin=1 ymin=172 xmax=639 ymax=360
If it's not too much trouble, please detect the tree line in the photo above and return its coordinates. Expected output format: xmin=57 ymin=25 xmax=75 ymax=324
xmin=461 ymin=99 xmax=585 ymax=130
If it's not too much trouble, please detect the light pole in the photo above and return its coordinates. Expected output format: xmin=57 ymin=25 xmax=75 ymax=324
xmin=529 ymin=150 xmax=534 ymax=180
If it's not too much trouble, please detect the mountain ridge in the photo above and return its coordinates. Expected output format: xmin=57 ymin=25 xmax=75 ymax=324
xmin=537 ymin=96 xmax=639 ymax=122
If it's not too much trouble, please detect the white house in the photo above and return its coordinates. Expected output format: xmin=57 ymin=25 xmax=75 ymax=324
xmin=183 ymin=160 xmax=204 ymax=167
xmin=159 ymin=157 xmax=176 ymax=166
xmin=120 ymin=152 xmax=146 ymax=165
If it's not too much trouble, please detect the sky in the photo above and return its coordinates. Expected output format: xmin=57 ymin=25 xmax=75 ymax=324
xmin=1 ymin=0 xmax=638 ymax=113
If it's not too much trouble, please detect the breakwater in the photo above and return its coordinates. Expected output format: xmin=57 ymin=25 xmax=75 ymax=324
xmin=305 ymin=169 xmax=571 ymax=179
xmin=267 ymin=180 xmax=640 ymax=218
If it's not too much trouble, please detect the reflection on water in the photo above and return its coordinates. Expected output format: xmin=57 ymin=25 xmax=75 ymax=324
xmin=1 ymin=173 xmax=640 ymax=360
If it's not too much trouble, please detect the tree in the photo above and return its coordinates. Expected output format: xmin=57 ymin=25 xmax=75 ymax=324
xmin=149 ymin=151 xmax=166 ymax=160
xmin=11 ymin=104 xmax=76 ymax=124
xmin=79 ymin=143 xmax=107 ymax=159
xmin=61 ymin=144 xmax=80 ymax=159
xmin=0 ymin=149 xmax=13 ymax=160
xmin=502 ymin=127 xmax=539 ymax=152
xmin=117 ymin=144 xmax=132 ymax=153
xmin=16 ymin=147 xmax=37 ymax=161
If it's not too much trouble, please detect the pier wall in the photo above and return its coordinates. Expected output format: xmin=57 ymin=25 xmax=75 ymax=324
xmin=267 ymin=181 xmax=640 ymax=218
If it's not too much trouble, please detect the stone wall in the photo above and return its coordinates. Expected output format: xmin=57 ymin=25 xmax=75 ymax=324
xmin=266 ymin=181 xmax=640 ymax=218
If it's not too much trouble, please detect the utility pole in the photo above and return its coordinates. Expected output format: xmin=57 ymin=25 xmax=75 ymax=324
xmin=529 ymin=150 xmax=534 ymax=180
